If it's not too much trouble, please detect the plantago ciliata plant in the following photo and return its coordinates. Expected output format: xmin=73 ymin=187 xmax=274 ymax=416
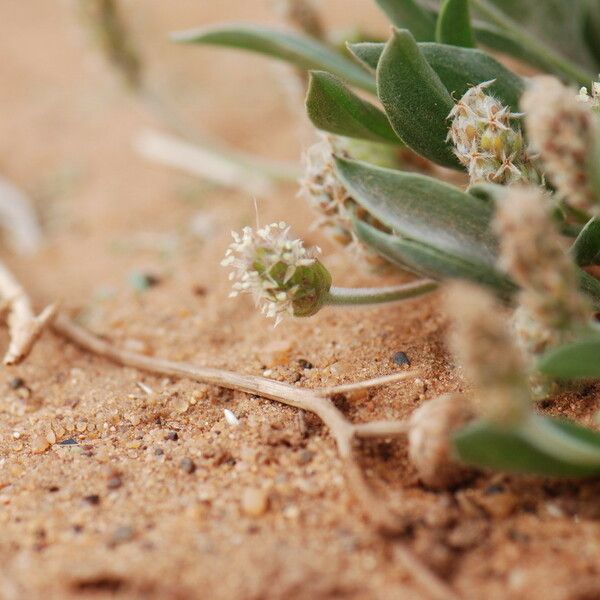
xmin=174 ymin=0 xmax=600 ymax=479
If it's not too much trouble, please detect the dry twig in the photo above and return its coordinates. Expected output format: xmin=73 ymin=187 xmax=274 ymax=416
xmin=52 ymin=312 xmax=460 ymax=600
xmin=0 ymin=262 xmax=55 ymax=365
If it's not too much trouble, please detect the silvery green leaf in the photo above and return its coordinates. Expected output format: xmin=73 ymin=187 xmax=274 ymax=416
xmin=172 ymin=24 xmax=376 ymax=93
xmin=306 ymin=71 xmax=400 ymax=144
xmin=435 ymin=0 xmax=476 ymax=48
xmin=376 ymin=30 xmax=458 ymax=168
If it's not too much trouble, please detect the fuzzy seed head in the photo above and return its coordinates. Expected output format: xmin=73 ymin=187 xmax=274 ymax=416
xmin=522 ymin=76 xmax=599 ymax=214
xmin=448 ymin=80 xmax=537 ymax=185
xmin=221 ymin=222 xmax=331 ymax=325
xmin=446 ymin=282 xmax=529 ymax=425
xmin=494 ymin=185 xmax=590 ymax=354
xmin=299 ymin=135 xmax=390 ymax=268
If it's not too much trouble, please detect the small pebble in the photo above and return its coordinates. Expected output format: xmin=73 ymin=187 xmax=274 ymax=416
xmin=297 ymin=450 xmax=315 ymax=465
xmin=241 ymin=488 xmax=269 ymax=517
xmin=224 ymin=409 xmax=240 ymax=427
xmin=110 ymin=525 xmax=134 ymax=545
xmin=107 ymin=475 xmax=123 ymax=490
xmin=58 ymin=438 xmax=78 ymax=446
xmin=83 ymin=494 xmax=101 ymax=506
xmin=31 ymin=436 xmax=50 ymax=454
xmin=392 ymin=351 xmax=411 ymax=367
xmin=297 ymin=359 xmax=314 ymax=370
xmin=154 ymin=447 xmax=164 ymax=456
xmin=8 ymin=377 xmax=24 ymax=390
xmin=180 ymin=457 xmax=196 ymax=474
xmin=165 ymin=431 xmax=179 ymax=441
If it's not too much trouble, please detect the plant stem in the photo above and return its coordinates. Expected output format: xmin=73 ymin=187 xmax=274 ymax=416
xmin=326 ymin=279 xmax=437 ymax=306
xmin=470 ymin=0 xmax=593 ymax=87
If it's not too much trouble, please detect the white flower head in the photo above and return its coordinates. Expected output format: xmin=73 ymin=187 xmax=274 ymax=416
xmin=447 ymin=80 xmax=537 ymax=185
xmin=221 ymin=222 xmax=331 ymax=325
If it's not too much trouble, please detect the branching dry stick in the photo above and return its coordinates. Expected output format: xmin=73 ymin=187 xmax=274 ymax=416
xmin=0 ymin=262 xmax=56 ymax=365
xmin=52 ymin=312 xmax=460 ymax=600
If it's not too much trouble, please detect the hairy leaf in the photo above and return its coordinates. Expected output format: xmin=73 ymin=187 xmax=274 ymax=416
xmin=336 ymin=157 xmax=496 ymax=262
xmin=435 ymin=0 xmax=476 ymax=48
xmin=172 ymin=24 xmax=376 ymax=93
xmin=538 ymin=336 xmax=600 ymax=380
xmin=354 ymin=221 xmax=515 ymax=296
xmin=350 ymin=41 xmax=523 ymax=109
xmin=305 ymin=71 xmax=400 ymax=144
xmin=570 ymin=217 xmax=600 ymax=266
xmin=377 ymin=30 xmax=458 ymax=168
xmin=454 ymin=418 xmax=600 ymax=477
xmin=374 ymin=0 xmax=436 ymax=41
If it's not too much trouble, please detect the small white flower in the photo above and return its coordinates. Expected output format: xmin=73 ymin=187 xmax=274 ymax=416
xmin=447 ymin=80 xmax=536 ymax=185
xmin=222 ymin=222 xmax=326 ymax=325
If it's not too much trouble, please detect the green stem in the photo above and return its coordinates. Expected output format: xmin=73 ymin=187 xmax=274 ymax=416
xmin=325 ymin=279 xmax=437 ymax=306
xmin=518 ymin=413 xmax=600 ymax=466
xmin=470 ymin=0 xmax=593 ymax=87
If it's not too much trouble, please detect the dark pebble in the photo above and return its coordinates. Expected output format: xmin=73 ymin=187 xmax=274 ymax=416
xmin=154 ymin=447 xmax=164 ymax=456
xmin=165 ymin=431 xmax=179 ymax=441
xmin=83 ymin=494 xmax=101 ymax=506
xmin=8 ymin=377 xmax=25 ymax=390
xmin=297 ymin=359 xmax=314 ymax=370
xmin=107 ymin=475 xmax=122 ymax=490
xmin=392 ymin=351 xmax=411 ymax=367
xmin=180 ymin=457 xmax=196 ymax=474
xmin=48 ymin=486 xmax=60 ymax=493
xmin=58 ymin=438 xmax=78 ymax=446
xmin=484 ymin=484 xmax=505 ymax=496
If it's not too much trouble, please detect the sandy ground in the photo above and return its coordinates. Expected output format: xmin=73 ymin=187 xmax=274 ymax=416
xmin=1 ymin=2 xmax=600 ymax=599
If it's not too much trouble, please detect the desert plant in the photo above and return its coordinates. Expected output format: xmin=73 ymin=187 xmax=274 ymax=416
xmin=173 ymin=0 xmax=600 ymax=479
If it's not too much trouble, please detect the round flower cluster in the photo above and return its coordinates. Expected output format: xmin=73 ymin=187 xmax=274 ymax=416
xmin=221 ymin=222 xmax=331 ymax=325
xmin=299 ymin=135 xmax=390 ymax=269
xmin=447 ymin=80 xmax=537 ymax=185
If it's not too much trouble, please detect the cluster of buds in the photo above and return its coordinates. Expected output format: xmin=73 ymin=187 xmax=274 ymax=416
xmin=299 ymin=135 xmax=391 ymax=269
xmin=77 ymin=0 xmax=142 ymax=90
xmin=446 ymin=282 xmax=529 ymax=425
xmin=522 ymin=76 xmax=599 ymax=215
xmin=447 ymin=80 xmax=538 ymax=186
xmin=221 ymin=222 xmax=331 ymax=325
xmin=579 ymin=77 xmax=600 ymax=112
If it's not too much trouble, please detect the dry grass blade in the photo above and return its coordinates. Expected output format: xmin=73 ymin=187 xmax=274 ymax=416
xmin=52 ymin=311 xmax=461 ymax=600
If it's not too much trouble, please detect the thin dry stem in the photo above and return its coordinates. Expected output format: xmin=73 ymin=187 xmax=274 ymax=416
xmin=0 ymin=261 xmax=56 ymax=365
xmin=52 ymin=312 xmax=460 ymax=600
